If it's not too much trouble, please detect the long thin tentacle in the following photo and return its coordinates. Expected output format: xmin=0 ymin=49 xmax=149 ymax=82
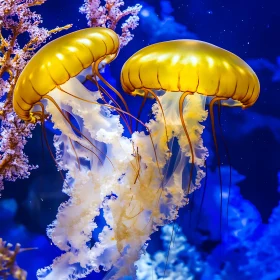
xmin=86 ymin=74 xmax=132 ymax=134
xmin=209 ymin=96 xmax=227 ymax=242
xmin=146 ymin=89 xmax=169 ymax=146
xmin=93 ymin=61 xmax=132 ymax=129
xmin=217 ymin=101 xmax=232 ymax=237
xmin=135 ymin=91 xmax=148 ymax=131
xmin=43 ymin=95 xmax=110 ymax=168
xmin=33 ymin=105 xmax=67 ymax=184
xmin=163 ymin=222 xmax=176 ymax=277
xmin=59 ymin=82 xmax=141 ymax=180
xmin=196 ymin=160 xmax=208 ymax=232
xmin=178 ymin=92 xmax=195 ymax=196
xmin=64 ymin=111 xmax=81 ymax=171
xmin=57 ymin=87 xmax=162 ymax=178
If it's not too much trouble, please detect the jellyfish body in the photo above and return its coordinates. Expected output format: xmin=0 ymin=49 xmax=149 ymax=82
xmin=13 ymin=26 xmax=133 ymax=179
xmin=121 ymin=39 xmax=260 ymax=195
xmin=115 ymin=41 xmax=260 ymax=279
xmin=13 ymin=26 xmax=172 ymax=280
xmin=121 ymin=40 xmax=260 ymax=108
xmin=13 ymin=27 xmax=120 ymax=124
xmin=12 ymin=27 xmax=141 ymax=279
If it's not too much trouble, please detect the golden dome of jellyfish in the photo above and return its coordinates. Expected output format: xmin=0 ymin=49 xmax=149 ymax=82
xmin=121 ymin=39 xmax=260 ymax=194
xmin=13 ymin=27 xmax=131 ymax=127
xmin=121 ymin=39 xmax=260 ymax=107
xmin=12 ymin=27 xmax=137 ymax=167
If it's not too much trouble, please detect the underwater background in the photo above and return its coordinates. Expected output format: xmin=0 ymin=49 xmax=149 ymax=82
xmin=1 ymin=0 xmax=280 ymax=279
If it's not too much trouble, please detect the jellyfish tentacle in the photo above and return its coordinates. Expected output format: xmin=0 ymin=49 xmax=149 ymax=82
xmin=33 ymin=103 xmax=68 ymax=184
xmin=161 ymin=135 xmax=176 ymax=187
xmin=217 ymin=100 xmax=232 ymax=186
xmin=93 ymin=60 xmax=133 ymax=129
xmin=209 ymin=96 xmax=227 ymax=241
xmin=86 ymin=74 xmax=132 ymax=134
xmin=57 ymin=85 xmax=142 ymax=177
xmin=146 ymin=88 xmax=169 ymax=146
xmin=133 ymin=147 xmax=141 ymax=184
xmin=98 ymin=82 xmax=133 ymax=134
xmin=163 ymin=222 xmax=176 ymax=277
xmin=179 ymin=91 xmax=195 ymax=196
xmin=74 ymin=141 xmax=106 ymax=166
xmin=217 ymin=101 xmax=232 ymax=237
xmin=97 ymin=84 xmax=141 ymax=178
xmin=64 ymin=111 xmax=81 ymax=171
xmin=135 ymin=91 xmax=148 ymax=131
xmin=85 ymin=74 xmax=108 ymax=104
xmin=84 ymin=73 xmax=142 ymax=178
xmin=68 ymin=136 xmax=81 ymax=171
xmin=79 ymin=75 xmax=140 ymax=175
xmin=196 ymin=160 xmax=208 ymax=232
xmin=188 ymin=188 xmax=195 ymax=233
xmin=58 ymin=87 xmax=162 ymax=177
xmin=43 ymin=95 xmax=109 ymax=167
xmin=126 ymin=206 xmax=144 ymax=220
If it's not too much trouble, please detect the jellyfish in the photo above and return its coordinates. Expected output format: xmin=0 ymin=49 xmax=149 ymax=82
xmin=12 ymin=27 xmax=145 ymax=279
xmin=13 ymin=27 xmax=133 ymax=168
xmin=12 ymin=26 xmax=170 ymax=280
xmin=115 ymin=40 xmax=260 ymax=278
xmin=96 ymin=39 xmax=259 ymax=279
xmin=121 ymin=39 xmax=260 ymax=195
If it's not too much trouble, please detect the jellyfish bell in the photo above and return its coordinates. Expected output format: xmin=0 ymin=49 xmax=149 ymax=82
xmin=13 ymin=27 xmax=122 ymax=124
xmin=121 ymin=39 xmax=260 ymax=109
xmin=121 ymin=39 xmax=260 ymax=196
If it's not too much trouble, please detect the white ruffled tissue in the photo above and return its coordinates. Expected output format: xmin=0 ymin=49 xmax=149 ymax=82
xmin=37 ymin=77 xmax=208 ymax=280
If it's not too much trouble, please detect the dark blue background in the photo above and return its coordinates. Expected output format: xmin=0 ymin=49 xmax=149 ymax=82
xmin=1 ymin=0 xmax=280 ymax=279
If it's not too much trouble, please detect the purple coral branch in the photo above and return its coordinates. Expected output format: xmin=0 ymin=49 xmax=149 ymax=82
xmin=80 ymin=0 xmax=142 ymax=47
xmin=0 ymin=0 xmax=72 ymax=195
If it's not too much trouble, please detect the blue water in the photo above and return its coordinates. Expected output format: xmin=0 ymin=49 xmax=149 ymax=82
xmin=1 ymin=0 xmax=280 ymax=279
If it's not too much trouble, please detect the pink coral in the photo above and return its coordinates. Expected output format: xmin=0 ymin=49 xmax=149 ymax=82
xmin=0 ymin=0 xmax=71 ymax=195
xmin=80 ymin=0 xmax=142 ymax=47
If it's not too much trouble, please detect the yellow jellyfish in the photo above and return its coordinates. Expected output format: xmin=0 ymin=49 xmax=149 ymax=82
xmin=121 ymin=40 xmax=259 ymax=107
xmin=12 ymin=28 xmax=176 ymax=279
xmin=13 ymin=27 xmax=141 ymax=169
xmin=121 ymin=39 xmax=260 ymax=194
xmin=13 ymin=27 xmax=130 ymax=126
xmin=14 ymin=28 xmax=156 ymax=279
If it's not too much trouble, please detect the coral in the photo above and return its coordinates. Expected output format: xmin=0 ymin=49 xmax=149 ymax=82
xmin=234 ymin=175 xmax=280 ymax=279
xmin=0 ymin=0 xmax=71 ymax=195
xmin=79 ymin=0 xmax=142 ymax=47
xmin=205 ymin=184 xmax=263 ymax=279
xmin=136 ymin=224 xmax=206 ymax=280
xmin=0 ymin=238 xmax=27 ymax=280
